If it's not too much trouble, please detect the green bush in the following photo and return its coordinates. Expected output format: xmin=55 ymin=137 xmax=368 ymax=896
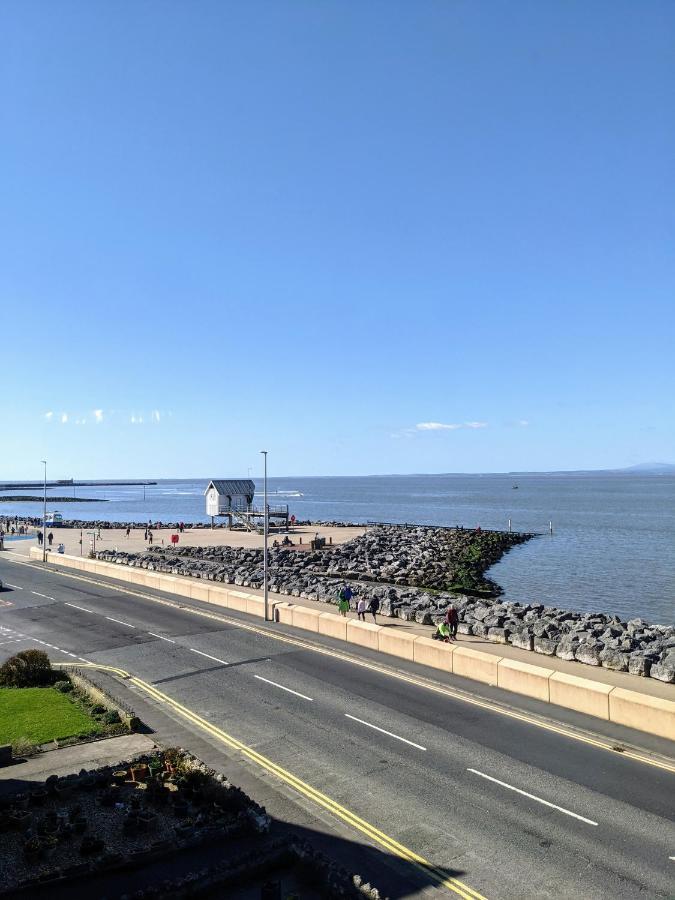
xmin=0 ymin=650 xmax=54 ymax=688
xmin=90 ymin=704 xmax=106 ymax=715
xmin=102 ymin=709 xmax=121 ymax=725
xmin=53 ymin=680 xmax=73 ymax=693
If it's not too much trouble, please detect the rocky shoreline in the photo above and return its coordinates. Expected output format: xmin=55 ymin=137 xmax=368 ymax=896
xmin=95 ymin=525 xmax=675 ymax=683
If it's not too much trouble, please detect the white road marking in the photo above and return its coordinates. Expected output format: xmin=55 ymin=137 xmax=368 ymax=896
xmin=148 ymin=632 xmax=176 ymax=643
xmin=31 ymin=591 xmax=56 ymax=600
xmin=77 ymin=656 xmax=91 ymax=663
xmin=105 ymin=616 xmax=135 ymax=628
xmin=189 ymin=648 xmax=228 ymax=665
xmin=5 ymin=583 xmax=23 ymax=589
xmin=65 ymin=602 xmax=94 ymax=613
xmin=467 ymin=769 xmax=598 ymax=826
xmin=345 ymin=714 xmax=427 ymax=751
xmin=669 ymin=856 xmax=675 ymax=861
xmin=0 ymin=638 xmax=25 ymax=645
xmin=253 ymin=674 xmax=314 ymax=701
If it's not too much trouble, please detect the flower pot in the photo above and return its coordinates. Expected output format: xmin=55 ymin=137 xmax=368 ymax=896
xmin=112 ymin=770 xmax=127 ymax=785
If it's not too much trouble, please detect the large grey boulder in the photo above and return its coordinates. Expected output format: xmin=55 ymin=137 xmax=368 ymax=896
xmin=511 ymin=630 xmax=534 ymax=651
xmin=599 ymin=648 xmax=629 ymax=672
xmin=574 ymin=642 xmax=602 ymax=666
xmin=628 ymin=655 xmax=652 ymax=677
xmin=533 ymin=637 xmax=558 ymax=656
xmin=650 ymin=661 xmax=675 ymax=683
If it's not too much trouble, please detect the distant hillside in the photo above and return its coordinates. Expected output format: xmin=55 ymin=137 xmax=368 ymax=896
xmin=621 ymin=462 xmax=675 ymax=473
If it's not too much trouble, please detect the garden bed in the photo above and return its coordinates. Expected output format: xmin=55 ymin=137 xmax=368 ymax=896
xmin=0 ymin=749 xmax=381 ymax=899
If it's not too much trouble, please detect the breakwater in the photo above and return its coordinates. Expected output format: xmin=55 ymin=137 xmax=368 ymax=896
xmin=95 ymin=526 xmax=675 ymax=684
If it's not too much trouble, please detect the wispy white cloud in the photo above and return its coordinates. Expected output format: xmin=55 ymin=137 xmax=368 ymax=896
xmin=518 ymin=419 xmax=529 ymax=427
xmin=93 ymin=409 xmax=103 ymax=423
xmin=416 ymin=422 xmax=463 ymax=431
xmin=44 ymin=411 xmax=53 ymax=421
xmin=151 ymin=410 xmax=160 ymax=423
xmin=415 ymin=421 xmax=488 ymax=431
xmin=60 ymin=413 xmax=68 ymax=424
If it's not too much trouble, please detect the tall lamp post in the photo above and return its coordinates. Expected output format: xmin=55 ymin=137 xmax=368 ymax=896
xmin=41 ymin=460 xmax=47 ymax=562
xmin=260 ymin=450 xmax=269 ymax=621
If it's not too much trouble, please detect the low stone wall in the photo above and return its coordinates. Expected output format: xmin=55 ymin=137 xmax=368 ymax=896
xmin=31 ymin=549 xmax=675 ymax=741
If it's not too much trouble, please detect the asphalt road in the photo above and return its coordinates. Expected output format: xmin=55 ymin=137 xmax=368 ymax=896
xmin=1 ymin=554 xmax=674 ymax=899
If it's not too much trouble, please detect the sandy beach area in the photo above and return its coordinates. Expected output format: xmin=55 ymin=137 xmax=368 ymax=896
xmin=6 ymin=523 xmax=366 ymax=559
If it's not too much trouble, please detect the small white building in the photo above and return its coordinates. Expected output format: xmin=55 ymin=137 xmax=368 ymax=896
xmin=205 ymin=480 xmax=256 ymax=518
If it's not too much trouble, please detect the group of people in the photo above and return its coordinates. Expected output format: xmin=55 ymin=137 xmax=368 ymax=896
xmin=337 ymin=584 xmax=381 ymax=622
xmin=335 ymin=583 xmax=459 ymax=641
xmin=36 ymin=530 xmax=55 ymax=547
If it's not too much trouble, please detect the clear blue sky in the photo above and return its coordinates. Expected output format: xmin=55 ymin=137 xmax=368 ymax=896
xmin=2 ymin=1 xmax=673 ymax=478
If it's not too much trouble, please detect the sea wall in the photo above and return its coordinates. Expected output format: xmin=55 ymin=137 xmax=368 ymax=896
xmin=92 ymin=526 xmax=675 ymax=684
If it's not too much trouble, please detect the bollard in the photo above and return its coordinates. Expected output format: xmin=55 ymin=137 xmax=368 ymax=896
xmin=549 ymin=521 xmax=553 ymax=534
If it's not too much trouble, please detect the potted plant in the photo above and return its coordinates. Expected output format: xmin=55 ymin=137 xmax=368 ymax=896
xmin=42 ymin=834 xmax=58 ymax=860
xmin=112 ymin=770 xmax=127 ymax=785
xmin=23 ymin=836 xmax=42 ymax=860
xmin=13 ymin=793 xmax=29 ymax=810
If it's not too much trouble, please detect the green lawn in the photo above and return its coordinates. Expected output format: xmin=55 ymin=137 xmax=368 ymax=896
xmin=0 ymin=687 xmax=102 ymax=746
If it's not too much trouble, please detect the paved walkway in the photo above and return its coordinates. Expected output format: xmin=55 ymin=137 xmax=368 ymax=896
xmin=0 ymin=733 xmax=157 ymax=788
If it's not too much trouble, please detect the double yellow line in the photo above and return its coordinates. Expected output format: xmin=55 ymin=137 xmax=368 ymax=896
xmin=57 ymin=661 xmax=486 ymax=899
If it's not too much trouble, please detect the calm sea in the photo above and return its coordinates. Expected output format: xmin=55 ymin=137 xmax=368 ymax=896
xmin=2 ymin=474 xmax=674 ymax=624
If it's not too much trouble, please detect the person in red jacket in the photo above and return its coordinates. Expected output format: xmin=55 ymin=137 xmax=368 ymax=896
xmin=445 ymin=604 xmax=459 ymax=641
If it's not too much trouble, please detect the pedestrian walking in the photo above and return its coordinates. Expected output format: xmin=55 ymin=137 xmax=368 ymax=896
xmin=37 ymin=530 xmax=43 ymax=546
xmin=47 ymin=532 xmax=54 ymax=547
xmin=148 ymin=530 xmax=153 ymax=544
xmin=126 ymin=527 xmax=131 ymax=537
xmin=445 ymin=603 xmax=459 ymax=640
xmin=357 ymin=598 xmax=366 ymax=621
xmin=338 ymin=592 xmax=350 ymax=617
xmin=367 ymin=596 xmax=380 ymax=623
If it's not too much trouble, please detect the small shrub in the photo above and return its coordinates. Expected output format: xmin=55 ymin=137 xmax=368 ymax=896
xmin=53 ymin=680 xmax=73 ymax=693
xmin=12 ymin=736 xmax=38 ymax=758
xmin=102 ymin=709 xmax=121 ymax=725
xmin=90 ymin=704 xmax=106 ymax=715
xmin=0 ymin=650 xmax=53 ymax=687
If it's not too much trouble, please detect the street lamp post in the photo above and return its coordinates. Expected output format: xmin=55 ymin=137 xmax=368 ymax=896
xmin=41 ymin=460 xmax=47 ymax=562
xmin=260 ymin=450 xmax=269 ymax=621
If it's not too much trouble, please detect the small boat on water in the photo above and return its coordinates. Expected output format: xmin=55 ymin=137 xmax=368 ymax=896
xmin=512 ymin=485 xmax=519 ymax=489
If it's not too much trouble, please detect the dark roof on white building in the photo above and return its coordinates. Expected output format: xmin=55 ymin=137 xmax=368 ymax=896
xmin=205 ymin=479 xmax=256 ymax=498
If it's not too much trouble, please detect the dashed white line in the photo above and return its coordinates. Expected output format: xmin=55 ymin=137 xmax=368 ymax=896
xmin=5 ymin=583 xmax=23 ymax=590
xmin=345 ymin=714 xmax=427 ymax=751
xmin=467 ymin=769 xmax=598 ymax=826
xmin=105 ymin=616 xmax=135 ymax=628
xmin=65 ymin=602 xmax=95 ymax=614
xmin=253 ymin=674 xmax=314 ymax=701
xmin=31 ymin=591 xmax=56 ymax=600
xmin=148 ymin=632 xmax=176 ymax=643
xmin=188 ymin=648 xmax=228 ymax=665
